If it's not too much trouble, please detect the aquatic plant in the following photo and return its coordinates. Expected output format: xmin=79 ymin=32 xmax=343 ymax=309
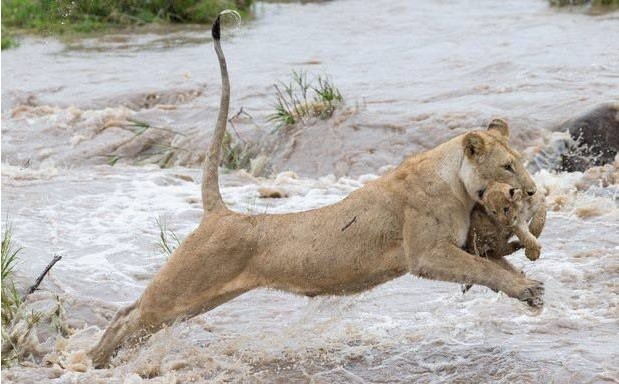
xmin=221 ymin=131 xmax=256 ymax=170
xmin=268 ymin=70 xmax=344 ymax=128
xmin=155 ymin=216 xmax=181 ymax=259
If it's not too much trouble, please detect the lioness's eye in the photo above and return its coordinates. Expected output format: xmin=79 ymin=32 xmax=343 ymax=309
xmin=503 ymin=163 xmax=514 ymax=172
xmin=503 ymin=207 xmax=510 ymax=213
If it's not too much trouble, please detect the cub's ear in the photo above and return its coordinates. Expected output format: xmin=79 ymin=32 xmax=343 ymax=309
xmin=463 ymin=132 xmax=486 ymax=159
xmin=488 ymin=118 xmax=510 ymax=139
xmin=508 ymin=188 xmax=523 ymax=201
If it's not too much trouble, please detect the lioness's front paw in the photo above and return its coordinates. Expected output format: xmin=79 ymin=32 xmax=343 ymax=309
xmin=517 ymin=279 xmax=544 ymax=307
xmin=525 ymin=246 xmax=541 ymax=261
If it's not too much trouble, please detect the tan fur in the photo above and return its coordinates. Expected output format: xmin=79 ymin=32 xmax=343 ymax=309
xmin=512 ymin=190 xmax=547 ymax=261
xmin=88 ymin=16 xmax=543 ymax=368
xmin=468 ymin=182 xmax=546 ymax=261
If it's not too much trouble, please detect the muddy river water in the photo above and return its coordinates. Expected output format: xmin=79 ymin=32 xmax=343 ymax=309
xmin=1 ymin=0 xmax=618 ymax=383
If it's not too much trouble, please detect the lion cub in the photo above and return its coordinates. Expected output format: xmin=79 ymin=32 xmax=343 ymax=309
xmin=467 ymin=182 xmax=546 ymax=261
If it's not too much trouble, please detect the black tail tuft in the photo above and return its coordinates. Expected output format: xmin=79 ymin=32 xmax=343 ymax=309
xmin=212 ymin=15 xmax=221 ymax=40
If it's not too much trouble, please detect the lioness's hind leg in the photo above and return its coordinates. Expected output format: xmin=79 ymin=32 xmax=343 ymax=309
xmin=88 ymin=299 xmax=181 ymax=368
xmin=88 ymin=301 xmax=147 ymax=368
xmin=89 ymin=270 xmax=256 ymax=368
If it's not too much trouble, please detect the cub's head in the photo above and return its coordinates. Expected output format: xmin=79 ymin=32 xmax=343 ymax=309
xmin=460 ymin=118 xmax=537 ymax=203
xmin=482 ymin=182 xmax=523 ymax=226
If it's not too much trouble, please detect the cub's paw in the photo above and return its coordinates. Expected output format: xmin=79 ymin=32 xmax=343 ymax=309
xmin=517 ymin=279 xmax=544 ymax=307
xmin=525 ymin=246 xmax=541 ymax=261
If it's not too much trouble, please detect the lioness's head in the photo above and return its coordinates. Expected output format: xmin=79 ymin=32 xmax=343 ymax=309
xmin=482 ymin=182 xmax=523 ymax=226
xmin=460 ymin=118 xmax=537 ymax=203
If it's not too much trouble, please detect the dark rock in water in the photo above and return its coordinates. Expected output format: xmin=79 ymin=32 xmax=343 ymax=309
xmin=530 ymin=138 xmax=573 ymax=173
xmin=559 ymin=103 xmax=619 ymax=172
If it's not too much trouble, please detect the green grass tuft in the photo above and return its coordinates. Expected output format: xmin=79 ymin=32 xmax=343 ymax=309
xmin=1 ymin=26 xmax=18 ymax=50
xmin=221 ymin=131 xmax=255 ymax=170
xmin=155 ymin=216 xmax=181 ymax=258
xmin=1 ymin=223 xmax=29 ymax=368
xmin=267 ymin=70 xmax=344 ymax=128
xmin=1 ymin=224 xmax=23 ymax=328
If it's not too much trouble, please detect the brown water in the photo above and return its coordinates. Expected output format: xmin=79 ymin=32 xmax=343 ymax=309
xmin=2 ymin=0 xmax=619 ymax=383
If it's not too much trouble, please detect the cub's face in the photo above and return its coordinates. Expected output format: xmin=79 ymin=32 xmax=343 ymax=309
xmin=482 ymin=182 xmax=523 ymax=226
xmin=461 ymin=118 xmax=538 ymax=203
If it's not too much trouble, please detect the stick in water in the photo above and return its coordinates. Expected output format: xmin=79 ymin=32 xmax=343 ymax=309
xmin=25 ymin=255 xmax=62 ymax=297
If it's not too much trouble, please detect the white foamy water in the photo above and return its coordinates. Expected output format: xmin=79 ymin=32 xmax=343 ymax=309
xmin=2 ymin=0 xmax=618 ymax=382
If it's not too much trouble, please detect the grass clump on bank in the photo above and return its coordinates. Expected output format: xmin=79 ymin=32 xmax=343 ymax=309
xmin=1 ymin=0 xmax=253 ymax=48
xmin=1 ymin=225 xmax=22 ymax=328
xmin=1 ymin=26 xmax=18 ymax=49
xmin=268 ymin=70 xmax=344 ymax=128
xmin=1 ymin=224 xmax=68 ymax=367
xmin=1 ymin=224 xmax=34 ymax=368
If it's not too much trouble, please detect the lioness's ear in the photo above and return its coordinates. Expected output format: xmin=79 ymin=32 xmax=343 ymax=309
xmin=488 ymin=118 xmax=510 ymax=139
xmin=463 ymin=132 xmax=485 ymax=159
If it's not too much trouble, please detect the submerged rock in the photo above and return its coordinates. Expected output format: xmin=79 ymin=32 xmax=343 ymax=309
xmin=559 ymin=103 xmax=619 ymax=172
xmin=531 ymin=103 xmax=619 ymax=173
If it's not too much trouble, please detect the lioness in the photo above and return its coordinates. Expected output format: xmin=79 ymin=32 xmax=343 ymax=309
xmin=88 ymin=13 xmax=543 ymax=367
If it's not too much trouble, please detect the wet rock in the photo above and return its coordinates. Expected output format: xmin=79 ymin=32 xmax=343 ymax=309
xmin=91 ymin=87 xmax=205 ymax=111
xmin=258 ymin=187 xmax=289 ymax=198
xmin=162 ymin=359 xmax=188 ymax=372
xmin=67 ymin=363 xmax=89 ymax=373
xmin=65 ymin=350 xmax=92 ymax=372
xmin=136 ymin=362 xmax=161 ymax=379
xmin=173 ymin=174 xmax=194 ymax=183
xmin=530 ymin=103 xmax=619 ymax=173
xmin=559 ymin=103 xmax=619 ymax=172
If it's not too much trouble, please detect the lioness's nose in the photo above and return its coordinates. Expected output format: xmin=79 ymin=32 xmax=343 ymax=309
xmin=527 ymin=188 xmax=536 ymax=196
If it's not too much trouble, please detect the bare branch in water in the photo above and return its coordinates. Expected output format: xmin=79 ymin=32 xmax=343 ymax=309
xmin=25 ymin=255 xmax=62 ymax=298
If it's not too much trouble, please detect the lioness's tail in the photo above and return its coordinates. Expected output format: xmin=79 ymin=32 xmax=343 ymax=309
xmin=202 ymin=11 xmax=238 ymax=213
